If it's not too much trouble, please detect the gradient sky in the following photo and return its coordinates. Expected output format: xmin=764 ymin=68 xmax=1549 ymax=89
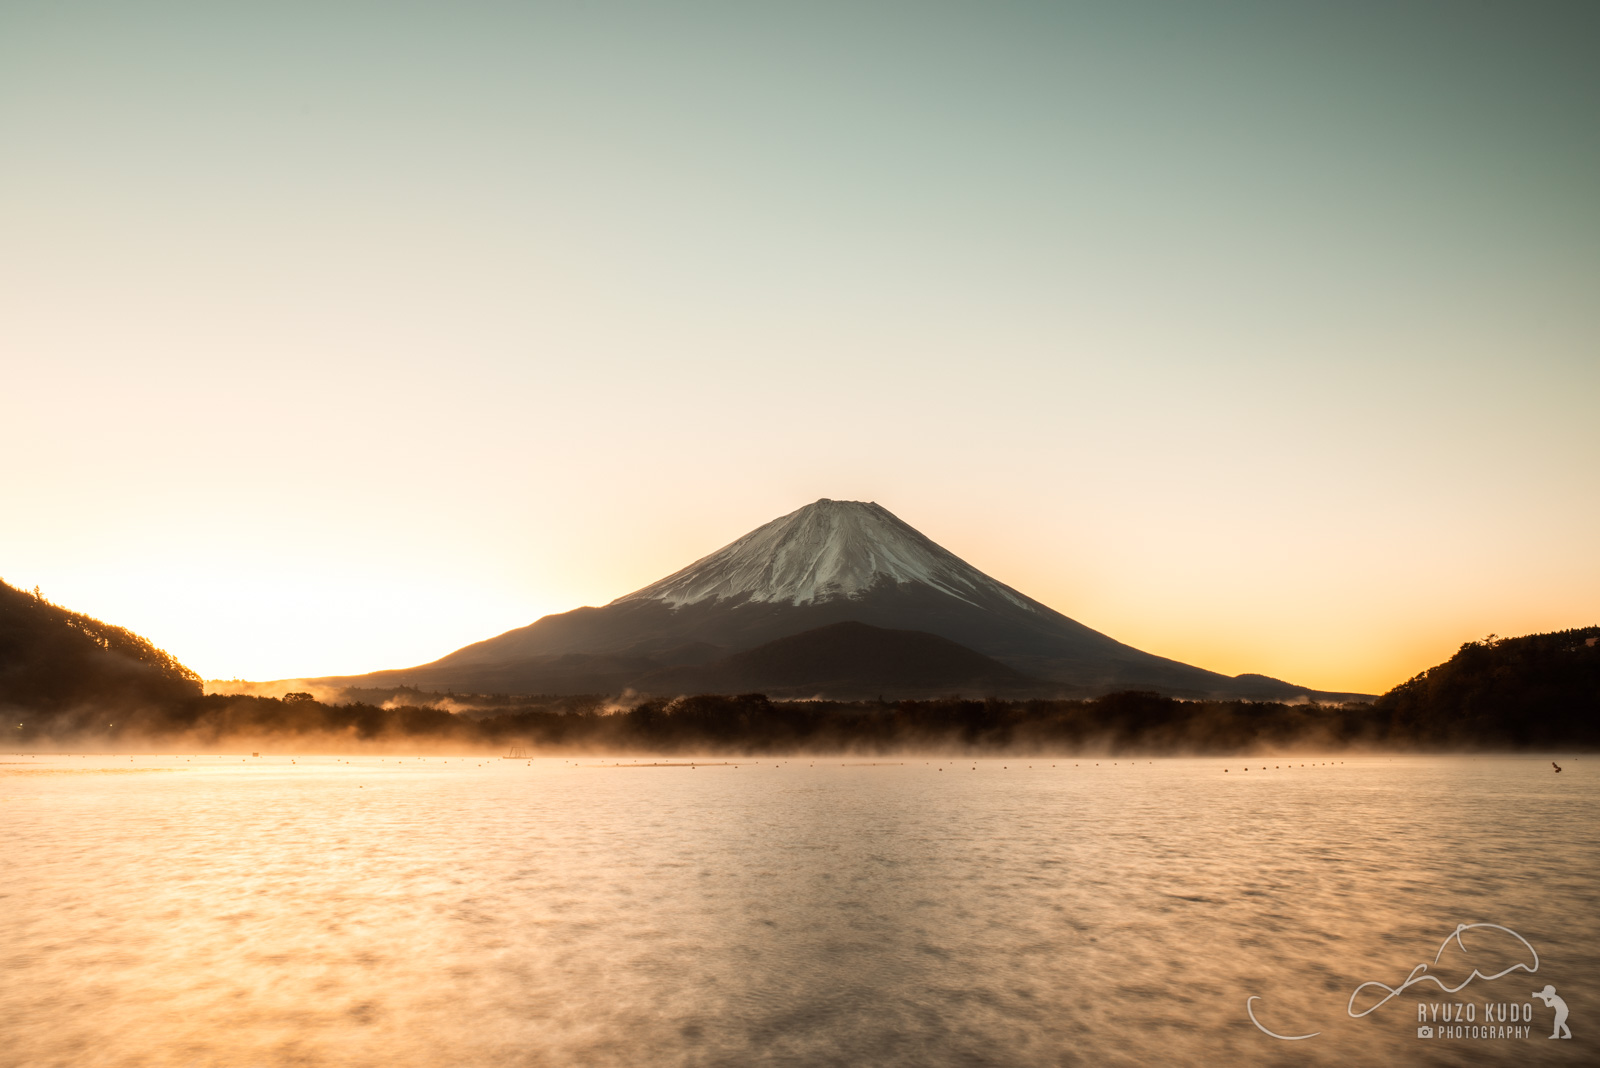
xmin=3 ymin=1 xmax=1596 ymax=694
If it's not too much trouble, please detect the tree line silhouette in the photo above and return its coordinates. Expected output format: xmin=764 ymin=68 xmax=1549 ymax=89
xmin=11 ymin=677 xmax=1598 ymax=752
xmin=4 ymin=578 xmax=1596 ymax=751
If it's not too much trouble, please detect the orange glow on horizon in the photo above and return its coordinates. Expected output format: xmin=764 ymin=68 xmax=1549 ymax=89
xmin=8 ymin=491 xmax=1593 ymax=699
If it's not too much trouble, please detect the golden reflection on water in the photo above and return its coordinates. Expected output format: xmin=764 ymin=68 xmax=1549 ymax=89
xmin=2 ymin=753 xmax=1595 ymax=1066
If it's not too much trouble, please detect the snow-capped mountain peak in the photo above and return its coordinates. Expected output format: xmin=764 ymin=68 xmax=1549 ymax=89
xmin=612 ymin=499 xmax=1035 ymax=611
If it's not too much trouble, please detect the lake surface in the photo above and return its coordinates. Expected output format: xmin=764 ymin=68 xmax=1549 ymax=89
xmin=2 ymin=752 xmax=1595 ymax=1067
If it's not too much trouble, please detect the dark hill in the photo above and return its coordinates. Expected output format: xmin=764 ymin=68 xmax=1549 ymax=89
xmin=0 ymin=579 xmax=202 ymax=711
xmin=638 ymin=621 xmax=1040 ymax=699
xmin=1373 ymin=626 xmax=1600 ymax=747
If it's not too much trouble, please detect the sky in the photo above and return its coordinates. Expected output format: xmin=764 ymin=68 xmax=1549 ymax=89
xmin=2 ymin=1 xmax=1596 ymax=695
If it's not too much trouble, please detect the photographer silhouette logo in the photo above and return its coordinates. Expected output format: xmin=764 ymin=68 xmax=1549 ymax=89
xmin=1532 ymin=985 xmax=1573 ymax=1040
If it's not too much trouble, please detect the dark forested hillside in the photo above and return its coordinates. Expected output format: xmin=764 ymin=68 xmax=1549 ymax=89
xmin=0 ymin=579 xmax=202 ymax=712
xmin=1373 ymin=627 xmax=1600 ymax=747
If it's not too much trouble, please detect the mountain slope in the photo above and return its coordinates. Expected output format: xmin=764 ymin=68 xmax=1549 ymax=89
xmin=331 ymin=500 xmax=1369 ymax=701
xmin=639 ymin=621 xmax=1041 ymax=699
xmin=0 ymin=579 xmax=203 ymax=710
xmin=622 ymin=499 xmax=1037 ymax=610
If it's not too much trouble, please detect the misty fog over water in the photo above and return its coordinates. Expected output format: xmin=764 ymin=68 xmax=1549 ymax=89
xmin=3 ymin=754 xmax=1594 ymax=1067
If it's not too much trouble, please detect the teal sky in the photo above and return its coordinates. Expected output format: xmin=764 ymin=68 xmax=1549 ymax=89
xmin=3 ymin=1 xmax=1596 ymax=692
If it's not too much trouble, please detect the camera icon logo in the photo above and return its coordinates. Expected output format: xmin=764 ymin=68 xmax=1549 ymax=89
xmin=1416 ymin=1026 xmax=1433 ymax=1038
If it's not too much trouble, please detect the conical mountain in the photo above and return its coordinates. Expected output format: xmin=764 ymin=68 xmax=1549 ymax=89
xmin=333 ymin=500 xmax=1365 ymax=701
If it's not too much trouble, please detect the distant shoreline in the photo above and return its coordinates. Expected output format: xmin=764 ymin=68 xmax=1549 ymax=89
xmin=10 ymin=686 xmax=1598 ymax=756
